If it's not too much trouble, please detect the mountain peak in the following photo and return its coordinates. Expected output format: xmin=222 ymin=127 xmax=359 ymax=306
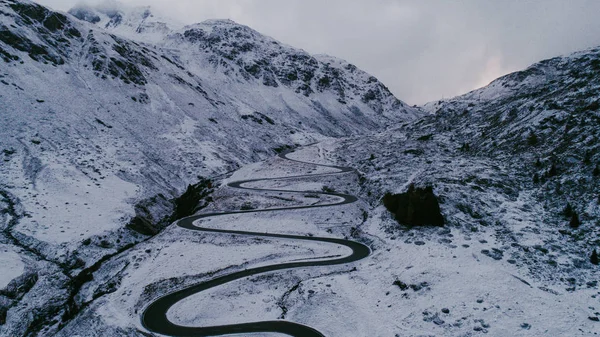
xmin=200 ymin=18 xmax=239 ymax=26
xmin=68 ymin=0 xmax=180 ymax=42
xmin=180 ymin=18 xmax=266 ymax=43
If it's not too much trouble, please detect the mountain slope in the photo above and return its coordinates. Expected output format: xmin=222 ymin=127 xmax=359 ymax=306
xmin=328 ymin=46 xmax=600 ymax=335
xmin=422 ymin=47 xmax=600 ymax=158
xmin=0 ymin=1 xmax=418 ymax=335
xmin=0 ymin=0 xmax=417 ymax=249
xmin=420 ymin=46 xmax=600 ymax=222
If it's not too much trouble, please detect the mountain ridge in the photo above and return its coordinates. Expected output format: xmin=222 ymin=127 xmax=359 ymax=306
xmin=2 ymin=0 xmax=599 ymax=336
xmin=0 ymin=1 xmax=418 ymax=334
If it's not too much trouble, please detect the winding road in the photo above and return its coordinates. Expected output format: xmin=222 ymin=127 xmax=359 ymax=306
xmin=142 ymin=150 xmax=371 ymax=336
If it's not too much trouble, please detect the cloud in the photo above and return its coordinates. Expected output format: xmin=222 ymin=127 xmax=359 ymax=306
xmin=33 ymin=0 xmax=600 ymax=104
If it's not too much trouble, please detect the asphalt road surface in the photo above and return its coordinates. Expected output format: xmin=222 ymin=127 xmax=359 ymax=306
xmin=142 ymin=150 xmax=371 ymax=336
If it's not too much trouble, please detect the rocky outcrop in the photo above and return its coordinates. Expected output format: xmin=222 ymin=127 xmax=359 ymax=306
xmin=126 ymin=178 xmax=214 ymax=236
xmin=382 ymin=184 xmax=444 ymax=227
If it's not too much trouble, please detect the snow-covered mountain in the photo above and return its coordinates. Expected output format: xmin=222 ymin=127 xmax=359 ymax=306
xmin=0 ymin=0 xmax=416 ymax=249
xmin=3 ymin=0 xmax=598 ymax=336
xmin=328 ymin=46 xmax=600 ymax=335
xmin=0 ymin=1 xmax=418 ymax=334
xmin=419 ymin=46 xmax=600 ymax=220
xmin=68 ymin=1 xmax=181 ymax=43
xmin=422 ymin=46 xmax=600 ymax=157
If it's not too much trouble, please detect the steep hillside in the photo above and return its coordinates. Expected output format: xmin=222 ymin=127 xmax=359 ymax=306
xmin=419 ymin=46 xmax=600 ymax=230
xmin=68 ymin=1 xmax=179 ymax=43
xmin=0 ymin=1 xmax=417 ymax=335
xmin=0 ymin=0 xmax=416 ymax=251
xmin=329 ymin=47 xmax=600 ymax=335
xmin=423 ymin=47 xmax=600 ymax=159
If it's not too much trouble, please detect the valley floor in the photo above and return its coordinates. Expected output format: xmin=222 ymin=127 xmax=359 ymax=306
xmin=3 ymin=141 xmax=599 ymax=336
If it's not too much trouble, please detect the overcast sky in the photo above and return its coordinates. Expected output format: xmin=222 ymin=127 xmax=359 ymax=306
xmin=34 ymin=0 xmax=600 ymax=105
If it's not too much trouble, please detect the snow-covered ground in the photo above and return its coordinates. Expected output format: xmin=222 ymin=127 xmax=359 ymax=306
xmin=48 ymin=142 xmax=600 ymax=336
xmin=2 ymin=1 xmax=599 ymax=336
xmin=0 ymin=2 xmax=418 ymax=334
xmin=0 ymin=0 xmax=417 ymax=267
xmin=51 ymin=143 xmax=368 ymax=336
xmin=0 ymin=246 xmax=24 ymax=289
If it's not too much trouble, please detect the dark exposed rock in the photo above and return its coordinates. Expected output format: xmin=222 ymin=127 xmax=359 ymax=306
xmin=569 ymin=212 xmax=580 ymax=229
xmin=126 ymin=178 xmax=214 ymax=236
xmin=481 ymin=248 xmax=504 ymax=260
xmin=125 ymin=177 xmax=214 ymax=237
xmin=172 ymin=178 xmax=214 ymax=221
xmin=591 ymin=249 xmax=599 ymax=265
xmin=0 ymin=305 xmax=6 ymax=325
xmin=0 ymin=44 xmax=19 ymax=62
xmin=383 ymin=184 xmax=444 ymax=227
xmin=127 ymin=214 xmax=159 ymax=236
xmin=432 ymin=316 xmax=445 ymax=325
xmin=362 ymin=89 xmax=377 ymax=102
xmin=262 ymin=71 xmax=279 ymax=87
xmin=82 ymin=33 xmax=155 ymax=85
xmin=393 ymin=280 xmax=429 ymax=292
xmin=0 ymin=272 xmax=38 ymax=300
xmin=0 ymin=25 xmax=63 ymax=64
xmin=409 ymin=282 xmax=429 ymax=291
xmin=393 ymin=280 xmax=408 ymax=291
xmin=9 ymin=2 xmax=47 ymax=25
xmin=563 ymin=203 xmax=573 ymax=217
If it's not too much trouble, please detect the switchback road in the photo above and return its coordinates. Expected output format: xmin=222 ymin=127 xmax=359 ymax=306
xmin=142 ymin=150 xmax=370 ymax=336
